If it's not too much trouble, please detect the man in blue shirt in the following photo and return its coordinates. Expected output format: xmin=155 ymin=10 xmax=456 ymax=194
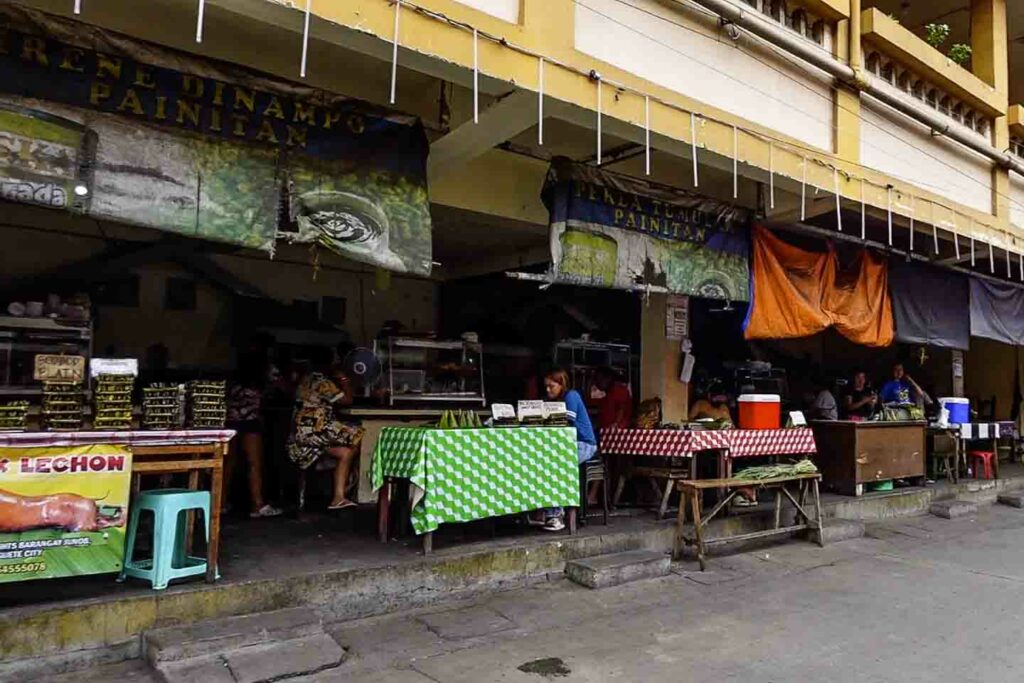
xmin=879 ymin=363 xmax=930 ymax=407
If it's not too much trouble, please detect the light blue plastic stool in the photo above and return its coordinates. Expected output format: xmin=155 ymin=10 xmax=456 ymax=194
xmin=119 ymin=489 xmax=212 ymax=590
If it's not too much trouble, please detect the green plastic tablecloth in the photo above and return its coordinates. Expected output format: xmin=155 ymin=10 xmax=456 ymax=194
xmin=372 ymin=426 xmax=580 ymax=534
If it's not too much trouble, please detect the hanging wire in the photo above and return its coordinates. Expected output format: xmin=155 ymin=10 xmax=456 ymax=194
xmin=932 ymin=222 xmax=939 ymax=255
xmin=860 ymin=179 xmax=866 ymax=240
xmin=537 ymin=58 xmax=544 ymax=146
xmin=732 ymin=125 xmax=738 ymax=199
xmin=596 ymin=76 xmax=602 ymax=165
xmin=952 ymin=211 xmax=960 ymax=260
xmin=800 ymin=157 xmax=806 ymax=222
xmin=909 ymin=196 xmax=915 ymax=252
xmin=644 ymin=96 xmax=651 ymax=176
xmin=389 ymin=0 xmax=401 ymax=104
xmin=300 ymin=0 xmax=312 ymax=78
xmin=970 ymin=219 xmax=976 ymax=267
xmin=690 ymin=113 xmax=699 ymax=187
xmin=768 ymin=142 xmax=775 ymax=210
xmin=195 ymin=0 xmax=206 ymax=43
xmin=834 ymin=168 xmax=842 ymax=232
xmin=989 ymin=238 xmax=995 ymax=273
xmin=472 ymin=29 xmax=479 ymax=124
xmin=886 ymin=187 xmax=892 ymax=245
xmin=1007 ymin=238 xmax=1012 ymax=278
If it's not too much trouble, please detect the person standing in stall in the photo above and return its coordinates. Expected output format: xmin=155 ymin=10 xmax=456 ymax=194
xmin=591 ymin=366 xmax=632 ymax=506
xmin=225 ymin=350 xmax=283 ymax=518
xmin=540 ymin=368 xmax=597 ymax=532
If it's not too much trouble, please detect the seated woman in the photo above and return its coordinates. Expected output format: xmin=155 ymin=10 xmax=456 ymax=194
xmin=286 ymin=347 xmax=365 ymax=510
xmin=540 ymin=368 xmax=597 ymax=532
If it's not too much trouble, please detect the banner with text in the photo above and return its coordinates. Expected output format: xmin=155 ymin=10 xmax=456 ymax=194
xmin=0 ymin=445 xmax=132 ymax=583
xmin=542 ymin=159 xmax=750 ymax=301
xmin=0 ymin=6 xmax=432 ymax=273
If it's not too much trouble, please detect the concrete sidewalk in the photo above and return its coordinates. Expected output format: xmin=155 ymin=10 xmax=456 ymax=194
xmin=49 ymin=502 xmax=1024 ymax=682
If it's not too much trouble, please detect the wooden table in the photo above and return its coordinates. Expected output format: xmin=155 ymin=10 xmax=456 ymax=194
xmin=600 ymin=428 xmax=817 ymax=519
xmin=811 ymin=421 xmax=926 ymax=496
xmin=0 ymin=430 xmax=232 ymax=583
xmin=673 ymin=472 xmax=824 ymax=570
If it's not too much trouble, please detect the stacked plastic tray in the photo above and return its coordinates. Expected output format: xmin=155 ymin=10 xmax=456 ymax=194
xmin=93 ymin=374 xmax=135 ymax=430
xmin=42 ymin=382 xmax=84 ymax=431
xmin=0 ymin=400 xmax=29 ymax=432
xmin=142 ymin=383 xmax=186 ymax=430
xmin=188 ymin=380 xmax=226 ymax=429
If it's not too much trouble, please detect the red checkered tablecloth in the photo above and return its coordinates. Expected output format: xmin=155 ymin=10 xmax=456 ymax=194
xmin=0 ymin=429 xmax=236 ymax=448
xmin=726 ymin=428 xmax=817 ymax=458
xmin=600 ymin=428 xmax=815 ymax=459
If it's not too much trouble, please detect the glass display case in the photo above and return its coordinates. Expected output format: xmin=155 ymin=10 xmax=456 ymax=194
xmin=0 ymin=316 xmax=92 ymax=396
xmin=377 ymin=337 xmax=486 ymax=406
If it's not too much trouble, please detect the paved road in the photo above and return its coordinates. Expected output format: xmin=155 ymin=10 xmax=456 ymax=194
xmin=61 ymin=504 xmax=1024 ymax=682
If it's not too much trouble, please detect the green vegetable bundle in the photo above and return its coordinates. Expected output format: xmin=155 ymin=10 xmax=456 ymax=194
xmin=733 ymin=459 xmax=817 ymax=480
xmin=436 ymin=409 xmax=483 ymax=429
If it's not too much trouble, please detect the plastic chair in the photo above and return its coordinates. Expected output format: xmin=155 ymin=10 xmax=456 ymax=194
xmin=119 ymin=489 xmax=212 ymax=590
xmin=580 ymin=458 xmax=609 ymax=526
xmin=967 ymin=451 xmax=995 ymax=480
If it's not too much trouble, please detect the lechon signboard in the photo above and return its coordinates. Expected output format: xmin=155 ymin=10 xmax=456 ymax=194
xmin=0 ymin=445 xmax=131 ymax=582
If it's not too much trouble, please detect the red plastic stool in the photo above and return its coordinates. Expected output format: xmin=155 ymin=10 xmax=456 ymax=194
xmin=968 ymin=451 xmax=995 ymax=480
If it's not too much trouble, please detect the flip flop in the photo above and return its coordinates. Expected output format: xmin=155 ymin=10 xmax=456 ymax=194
xmin=327 ymin=500 xmax=357 ymax=510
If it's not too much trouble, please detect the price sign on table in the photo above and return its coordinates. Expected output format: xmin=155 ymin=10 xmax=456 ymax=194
xmin=33 ymin=355 xmax=85 ymax=383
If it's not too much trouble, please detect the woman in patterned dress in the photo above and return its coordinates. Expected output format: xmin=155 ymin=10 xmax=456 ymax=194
xmin=287 ymin=348 xmax=365 ymax=510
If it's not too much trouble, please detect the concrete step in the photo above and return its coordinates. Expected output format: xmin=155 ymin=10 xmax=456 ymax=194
xmin=929 ymin=500 xmax=979 ymax=519
xmin=997 ymin=492 xmax=1024 ymax=508
xmin=156 ymin=633 xmax=346 ymax=683
xmin=565 ymin=550 xmax=670 ymax=589
xmin=144 ymin=607 xmax=322 ymax=665
xmin=812 ymin=518 xmax=865 ymax=544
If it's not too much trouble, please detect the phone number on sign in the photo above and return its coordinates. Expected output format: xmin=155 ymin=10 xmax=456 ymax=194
xmin=0 ymin=562 xmax=46 ymax=575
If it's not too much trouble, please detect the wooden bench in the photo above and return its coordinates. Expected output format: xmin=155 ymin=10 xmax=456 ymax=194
xmin=673 ymin=472 xmax=824 ymax=571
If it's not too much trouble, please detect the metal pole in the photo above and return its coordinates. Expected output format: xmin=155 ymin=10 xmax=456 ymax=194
xmin=300 ymin=0 xmax=312 ymax=78
xmin=389 ymin=0 xmax=401 ymax=104
xmin=196 ymin=0 xmax=206 ymax=43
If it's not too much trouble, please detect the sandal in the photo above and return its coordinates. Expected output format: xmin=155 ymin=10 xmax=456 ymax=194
xmin=249 ymin=504 xmax=283 ymax=518
xmin=327 ymin=499 xmax=357 ymax=510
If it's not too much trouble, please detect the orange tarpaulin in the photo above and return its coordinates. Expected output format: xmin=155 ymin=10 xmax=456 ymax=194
xmin=744 ymin=226 xmax=894 ymax=347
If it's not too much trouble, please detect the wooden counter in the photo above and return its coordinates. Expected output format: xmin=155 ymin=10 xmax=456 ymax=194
xmin=811 ymin=421 xmax=927 ymax=496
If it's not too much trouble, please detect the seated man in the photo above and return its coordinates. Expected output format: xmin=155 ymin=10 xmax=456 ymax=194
xmin=879 ymin=363 xmax=931 ymax=407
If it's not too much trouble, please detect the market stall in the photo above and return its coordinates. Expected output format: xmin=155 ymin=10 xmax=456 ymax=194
xmin=811 ymin=421 xmax=927 ymax=496
xmin=372 ymin=425 xmax=579 ymax=553
xmin=0 ymin=429 xmax=231 ymax=584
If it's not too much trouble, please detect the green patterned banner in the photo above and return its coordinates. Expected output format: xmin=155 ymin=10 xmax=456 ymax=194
xmin=543 ymin=158 xmax=750 ymax=301
xmin=372 ymin=427 xmax=579 ymax=535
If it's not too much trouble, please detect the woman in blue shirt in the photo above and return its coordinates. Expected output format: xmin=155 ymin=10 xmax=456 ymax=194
xmin=540 ymin=368 xmax=596 ymax=532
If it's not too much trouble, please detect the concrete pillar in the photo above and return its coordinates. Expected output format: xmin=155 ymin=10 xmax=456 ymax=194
xmin=640 ymin=294 xmax=687 ymax=423
xmin=971 ymin=0 xmax=1010 ymax=220
xmin=834 ymin=17 xmax=861 ymax=163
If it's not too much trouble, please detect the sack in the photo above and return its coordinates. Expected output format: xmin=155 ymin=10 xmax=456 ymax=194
xmin=635 ymin=398 xmax=662 ymax=429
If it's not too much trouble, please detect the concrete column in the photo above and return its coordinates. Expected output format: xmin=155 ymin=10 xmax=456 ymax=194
xmin=640 ymin=294 xmax=687 ymax=423
xmin=834 ymin=17 xmax=861 ymax=163
xmin=971 ymin=0 xmax=1010 ymax=220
